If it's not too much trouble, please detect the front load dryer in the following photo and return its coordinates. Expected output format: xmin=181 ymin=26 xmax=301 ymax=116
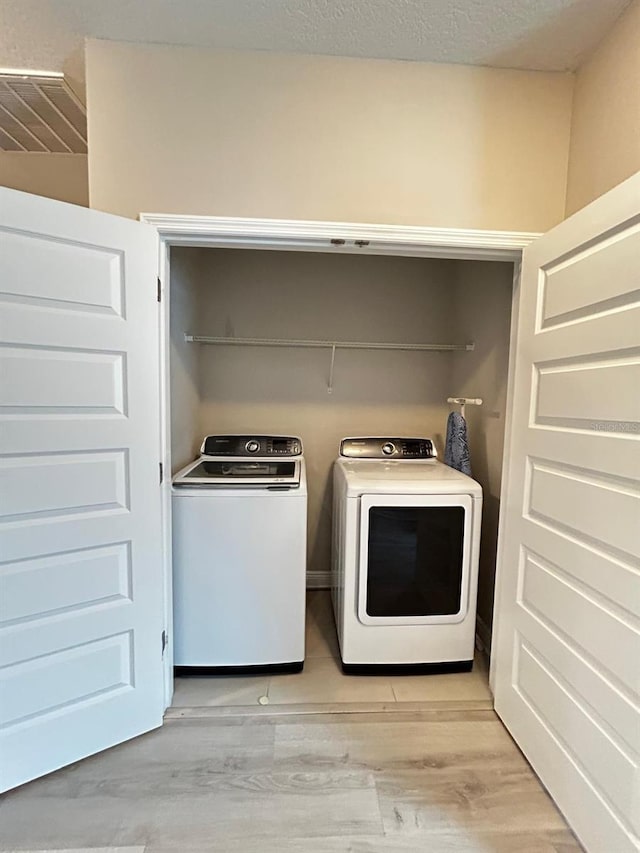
xmin=331 ymin=437 xmax=482 ymax=673
xmin=172 ymin=434 xmax=307 ymax=673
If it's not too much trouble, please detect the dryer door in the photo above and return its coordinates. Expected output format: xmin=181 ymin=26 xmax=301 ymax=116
xmin=357 ymin=493 xmax=474 ymax=626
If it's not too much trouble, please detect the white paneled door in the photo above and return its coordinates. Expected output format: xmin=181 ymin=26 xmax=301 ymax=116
xmin=492 ymin=173 xmax=640 ymax=852
xmin=0 ymin=188 xmax=164 ymax=791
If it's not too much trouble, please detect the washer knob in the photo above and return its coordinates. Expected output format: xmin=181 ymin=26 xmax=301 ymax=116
xmin=245 ymin=440 xmax=260 ymax=453
xmin=381 ymin=442 xmax=396 ymax=456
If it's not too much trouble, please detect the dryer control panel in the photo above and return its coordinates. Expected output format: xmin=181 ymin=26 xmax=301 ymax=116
xmin=340 ymin=437 xmax=436 ymax=459
xmin=202 ymin=435 xmax=302 ymax=457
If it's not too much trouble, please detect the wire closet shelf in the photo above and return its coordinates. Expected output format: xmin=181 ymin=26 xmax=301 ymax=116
xmin=185 ymin=335 xmax=475 ymax=394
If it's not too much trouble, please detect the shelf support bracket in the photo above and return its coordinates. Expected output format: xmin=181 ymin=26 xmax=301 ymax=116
xmin=327 ymin=344 xmax=337 ymax=395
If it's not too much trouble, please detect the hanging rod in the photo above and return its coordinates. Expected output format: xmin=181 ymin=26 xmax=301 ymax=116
xmin=185 ymin=335 xmax=474 ymax=352
xmin=448 ymin=397 xmax=483 ymax=419
xmin=447 ymin=397 xmax=483 ymax=406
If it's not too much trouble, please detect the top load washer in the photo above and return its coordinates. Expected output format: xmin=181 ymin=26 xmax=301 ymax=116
xmin=172 ymin=435 xmax=307 ymax=673
xmin=332 ymin=437 xmax=482 ymax=673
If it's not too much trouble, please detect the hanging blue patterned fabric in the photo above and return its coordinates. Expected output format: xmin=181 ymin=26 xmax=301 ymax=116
xmin=444 ymin=410 xmax=472 ymax=475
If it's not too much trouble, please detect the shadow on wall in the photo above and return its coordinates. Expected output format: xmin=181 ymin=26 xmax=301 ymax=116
xmin=0 ymin=153 xmax=89 ymax=207
xmin=471 ymin=56 xmax=571 ymax=234
xmin=450 ymin=260 xmax=515 ymax=636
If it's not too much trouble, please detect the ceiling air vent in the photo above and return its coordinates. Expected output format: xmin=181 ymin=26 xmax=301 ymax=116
xmin=0 ymin=70 xmax=86 ymax=154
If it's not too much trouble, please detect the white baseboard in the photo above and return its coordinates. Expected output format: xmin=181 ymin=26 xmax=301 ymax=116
xmin=475 ymin=614 xmax=492 ymax=655
xmin=306 ymin=571 xmax=331 ymax=589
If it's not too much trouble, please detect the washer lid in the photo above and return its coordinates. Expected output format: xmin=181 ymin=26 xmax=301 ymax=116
xmin=173 ymin=457 xmax=302 ymax=488
xmin=337 ymin=458 xmax=482 ymax=496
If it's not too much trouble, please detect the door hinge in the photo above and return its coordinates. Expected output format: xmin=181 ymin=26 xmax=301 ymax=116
xmin=159 ymin=462 xmax=164 ymax=484
xmin=157 ymin=277 xmax=162 ymax=302
xmin=162 ymin=629 xmax=168 ymax=656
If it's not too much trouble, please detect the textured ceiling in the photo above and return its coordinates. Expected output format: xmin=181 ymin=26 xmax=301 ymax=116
xmin=0 ymin=0 xmax=632 ymax=97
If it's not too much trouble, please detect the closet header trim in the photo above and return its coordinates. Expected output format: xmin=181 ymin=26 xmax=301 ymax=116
xmin=140 ymin=214 xmax=540 ymax=261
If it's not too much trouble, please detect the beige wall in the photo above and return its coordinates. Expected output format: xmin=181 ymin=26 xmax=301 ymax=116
xmin=86 ymin=40 xmax=573 ymax=232
xmin=451 ymin=261 xmax=514 ymax=637
xmin=565 ymin=0 xmax=640 ymax=215
xmin=0 ymin=153 xmax=89 ymax=206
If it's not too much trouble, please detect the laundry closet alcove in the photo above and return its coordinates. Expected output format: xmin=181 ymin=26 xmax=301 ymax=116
xmin=143 ymin=213 xmax=534 ymax=711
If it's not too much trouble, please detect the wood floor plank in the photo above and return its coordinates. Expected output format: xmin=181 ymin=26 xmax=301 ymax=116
xmin=0 ymin=771 xmax=381 ymax=848
xmin=376 ymin=766 xmax=569 ymax=836
xmin=140 ymin=782 xmax=382 ymax=846
xmin=0 ymin=720 xmax=276 ymax=849
xmin=273 ymin=718 xmax=530 ymax=772
xmin=145 ymin=830 xmax=581 ymax=852
xmin=0 ymin=712 xmax=582 ymax=852
xmin=1 ymin=849 xmax=145 ymax=853
xmin=271 ymin=715 xmax=578 ymax=843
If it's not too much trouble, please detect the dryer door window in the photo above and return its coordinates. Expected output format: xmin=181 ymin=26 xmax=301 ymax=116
xmin=357 ymin=493 xmax=473 ymax=626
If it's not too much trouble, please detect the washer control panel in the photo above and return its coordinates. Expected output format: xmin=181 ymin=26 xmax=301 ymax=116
xmin=202 ymin=435 xmax=302 ymax=457
xmin=340 ymin=437 xmax=436 ymax=459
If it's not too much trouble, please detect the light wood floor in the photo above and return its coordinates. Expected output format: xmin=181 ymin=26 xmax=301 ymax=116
xmin=0 ymin=708 xmax=582 ymax=852
xmin=0 ymin=593 xmax=582 ymax=852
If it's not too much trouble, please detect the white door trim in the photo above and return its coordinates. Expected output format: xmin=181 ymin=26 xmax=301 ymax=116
xmin=141 ymin=214 xmax=540 ymax=260
xmin=157 ymin=240 xmax=173 ymax=710
xmin=490 ymin=258 xmax=523 ymax=691
xmin=141 ymin=214 xmax=539 ymax=706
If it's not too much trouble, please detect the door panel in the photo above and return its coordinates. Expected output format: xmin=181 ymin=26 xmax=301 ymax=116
xmin=539 ymin=224 xmax=640 ymax=325
xmin=519 ymin=549 xmax=638 ymax=690
xmin=535 ymin=355 xmax=638 ymax=425
xmin=0 ymin=188 xmax=164 ymax=792
xmin=517 ymin=605 xmax=639 ymax=753
xmin=1 ymin=226 xmax=124 ymax=314
xmin=514 ymin=640 xmax=638 ymax=832
xmin=0 ymin=345 xmax=126 ymax=413
xmin=527 ymin=459 xmax=638 ymax=557
xmin=492 ymin=172 xmax=640 ymax=853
